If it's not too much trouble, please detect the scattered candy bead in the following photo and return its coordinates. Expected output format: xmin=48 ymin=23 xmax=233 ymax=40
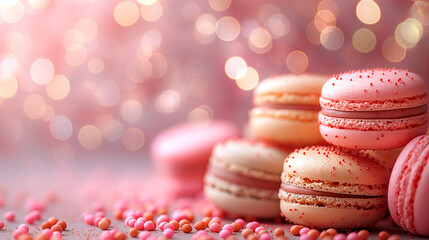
xmin=163 ymin=228 xmax=174 ymax=238
xmin=307 ymin=229 xmax=320 ymax=240
xmin=334 ymin=233 xmax=347 ymax=240
xmin=115 ymin=231 xmax=127 ymax=240
xmin=219 ymin=229 xmax=231 ymax=239
xmin=41 ymin=221 xmax=51 ymax=229
xmin=181 ymin=223 xmax=192 ymax=233
xmin=139 ymin=232 xmax=151 ymax=240
xmin=135 ymin=220 xmax=145 ymax=230
xmin=378 ymin=231 xmax=389 ymax=240
xmin=234 ymin=219 xmax=245 ymax=228
xmin=57 ymin=220 xmax=67 ymax=230
xmin=260 ymin=232 xmax=271 ymax=240
xmin=18 ymin=224 xmax=29 ymax=233
xmin=231 ymin=222 xmax=242 ymax=232
xmin=209 ymin=222 xmax=220 ymax=233
xmin=48 ymin=217 xmax=59 ymax=225
xmin=223 ymin=224 xmax=234 ymax=233
xmin=42 ymin=229 xmax=53 ymax=238
xmin=246 ymin=221 xmax=259 ymax=231
xmin=242 ymin=228 xmax=254 ymax=238
xmin=129 ymin=227 xmax=139 ymax=238
xmin=290 ymin=225 xmax=303 ymax=236
xmin=299 ymin=227 xmax=310 ymax=236
xmin=387 ymin=235 xmax=401 ymax=240
xmin=327 ymin=228 xmax=338 ymax=236
xmin=51 ymin=224 xmax=63 ymax=233
xmin=347 ymin=232 xmax=359 ymax=240
xmin=144 ymin=221 xmax=155 ymax=231
xmin=274 ymin=228 xmax=285 ymax=237
xmin=99 ymin=218 xmax=110 ymax=230
xmin=4 ymin=211 xmax=15 ymax=221
xmin=179 ymin=219 xmax=190 ymax=227
xmin=0 ymin=221 xmax=4 ymax=230
xmin=159 ymin=221 xmax=167 ymax=230
xmin=358 ymin=230 xmax=370 ymax=240
xmin=300 ymin=234 xmax=313 ymax=240
xmin=194 ymin=221 xmax=207 ymax=231
xmin=84 ymin=215 xmax=95 ymax=225
xmin=163 ymin=223 xmax=175 ymax=231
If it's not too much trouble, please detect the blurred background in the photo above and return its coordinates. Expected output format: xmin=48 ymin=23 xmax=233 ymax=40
xmin=0 ymin=0 xmax=428 ymax=165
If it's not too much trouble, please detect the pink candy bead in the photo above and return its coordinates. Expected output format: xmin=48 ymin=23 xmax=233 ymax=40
xmin=260 ymin=233 xmax=271 ymax=240
xmin=219 ymin=229 xmax=231 ymax=239
xmin=52 ymin=231 xmax=62 ymax=238
xmin=24 ymin=214 xmax=36 ymax=224
xmin=347 ymin=232 xmax=359 ymax=240
xmin=92 ymin=202 xmax=105 ymax=212
xmin=128 ymin=219 xmax=137 ymax=227
xmin=0 ymin=221 xmax=4 ymax=230
xmin=18 ymin=224 xmax=29 ymax=232
xmin=163 ymin=223 xmax=175 ymax=231
xmin=4 ymin=211 xmax=15 ymax=221
xmin=13 ymin=230 xmax=25 ymax=239
xmin=43 ymin=229 xmax=53 ymax=238
xmin=255 ymin=226 xmax=266 ymax=233
xmin=222 ymin=224 xmax=234 ymax=233
xmin=334 ymin=234 xmax=347 ymax=240
xmin=299 ymin=234 xmax=313 ymax=240
xmin=135 ymin=220 xmax=145 ymax=230
xmin=144 ymin=221 xmax=155 ymax=231
xmin=159 ymin=221 xmax=167 ymax=230
xmin=156 ymin=214 xmax=169 ymax=225
xmin=84 ymin=214 xmax=95 ymax=225
xmin=100 ymin=231 xmax=114 ymax=240
xmin=234 ymin=218 xmax=245 ymax=227
xmin=95 ymin=211 xmax=105 ymax=218
xmin=299 ymin=227 xmax=310 ymax=235
xmin=209 ymin=223 xmax=220 ymax=232
xmin=163 ymin=228 xmax=174 ymax=238
xmin=246 ymin=221 xmax=259 ymax=231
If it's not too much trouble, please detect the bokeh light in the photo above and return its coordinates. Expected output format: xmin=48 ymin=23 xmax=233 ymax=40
xmin=50 ymin=116 xmax=73 ymax=141
xmin=286 ymin=51 xmax=308 ymax=73
xmin=88 ymin=58 xmax=104 ymax=74
xmin=225 ymin=56 xmax=247 ymax=80
xmin=318 ymin=0 xmax=339 ymax=18
xmin=156 ymin=90 xmax=181 ymax=113
xmin=126 ymin=57 xmax=152 ymax=83
xmin=94 ymin=79 xmax=120 ymax=107
xmin=382 ymin=36 xmax=407 ymax=63
xmin=189 ymin=105 xmax=213 ymax=127
xmin=352 ymin=28 xmax=376 ymax=53
xmin=42 ymin=105 xmax=55 ymax=122
xmin=215 ymin=16 xmax=241 ymax=42
xmin=23 ymin=94 xmax=46 ymax=119
xmin=74 ymin=18 xmax=98 ymax=42
xmin=8 ymin=32 xmax=32 ymax=56
xmin=140 ymin=2 xmax=163 ymax=22
xmin=46 ymin=75 xmax=70 ymax=100
xmin=29 ymin=0 xmax=51 ymax=10
xmin=356 ymin=0 xmax=381 ymax=25
xmin=248 ymin=27 xmax=272 ymax=54
xmin=236 ymin=67 xmax=259 ymax=91
xmin=209 ymin=0 xmax=231 ymax=12
xmin=306 ymin=22 xmax=321 ymax=45
xmin=1 ymin=0 xmax=25 ymax=24
xmin=267 ymin=14 xmax=290 ymax=39
xmin=122 ymin=128 xmax=145 ymax=151
xmin=0 ymin=74 xmax=18 ymax=99
xmin=98 ymin=118 xmax=123 ymax=142
xmin=314 ymin=10 xmax=336 ymax=31
xmin=412 ymin=1 xmax=429 ymax=26
xmin=149 ymin=53 xmax=168 ymax=79
xmin=395 ymin=18 xmax=423 ymax=49
xmin=114 ymin=1 xmax=140 ymax=27
xmin=121 ymin=99 xmax=143 ymax=123
xmin=142 ymin=29 xmax=162 ymax=50
xmin=137 ymin=0 xmax=157 ymax=5
xmin=320 ymin=26 xmax=344 ymax=51
xmin=195 ymin=13 xmax=217 ymax=36
xmin=65 ymin=44 xmax=87 ymax=67
xmin=31 ymin=58 xmax=54 ymax=85
xmin=78 ymin=125 xmax=102 ymax=150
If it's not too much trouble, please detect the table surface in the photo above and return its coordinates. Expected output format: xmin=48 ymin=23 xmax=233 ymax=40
xmin=0 ymin=150 xmax=427 ymax=240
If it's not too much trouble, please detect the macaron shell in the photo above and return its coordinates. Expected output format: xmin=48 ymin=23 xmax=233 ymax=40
xmin=250 ymin=110 xmax=325 ymax=146
xmin=322 ymin=69 xmax=425 ymax=102
xmin=285 ymin=146 xmax=389 ymax=187
xmin=211 ymin=139 xmax=290 ymax=175
xmin=413 ymin=156 xmax=429 ymax=236
xmin=319 ymin=123 xmax=429 ymax=150
xmin=362 ymin=148 xmax=403 ymax=173
xmin=255 ymin=74 xmax=328 ymax=97
xmin=151 ymin=120 xmax=240 ymax=167
xmin=205 ymin=183 xmax=280 ymax=218
xmin=280 ymin=200 xmax=387 ymax=228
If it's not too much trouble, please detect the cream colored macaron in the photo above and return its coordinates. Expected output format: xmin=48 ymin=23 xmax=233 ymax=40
xmin=249 ymin=74 xmax=329 ymax=146
xmin=204 ymin=138 xmax=291 ymax=218
xmin=279 ymin=146 xmax=389 ymax=228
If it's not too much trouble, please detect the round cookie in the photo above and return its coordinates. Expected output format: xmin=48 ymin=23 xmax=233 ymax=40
xmin=249 ymin=74 xmax=329 ymax=146
xmin=151 ymin=120 xmax=240 ymax=196
xmin=319 ymin=68 xmax=428 ymax=150
xmin=204 ymin=139 xmax=291 ymax=218
xmin=279 ymin=146 xmax=389 ymax=228
xmin=388 ymin=135 xmax=429 ymax=236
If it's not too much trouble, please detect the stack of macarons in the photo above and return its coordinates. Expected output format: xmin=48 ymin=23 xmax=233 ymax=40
xmin=204 ymin=74 xmax=330 ymax=218
xmin=279 ymin=68 xmax=428 ymax=230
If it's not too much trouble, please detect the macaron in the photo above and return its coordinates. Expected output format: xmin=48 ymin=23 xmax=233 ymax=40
xmin=388 ymin=135 xmax=429 ymax=236
xmin=249 ymin=74 xmax=329 ymax=146
xmin=151 ymin=120 xmax=240 ymax=197
xmin=204 ymin=139 xmax=291 ymax=218
xmin=319 ymin=68 xmax=428 ymax=150
xmin=279 ymin=146 xmax=389 ymax=228
xmin=362 ymin=148 xmax=403 ymax=173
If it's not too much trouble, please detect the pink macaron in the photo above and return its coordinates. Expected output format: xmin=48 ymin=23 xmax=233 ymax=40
xmin=388 ymin=135 xmax=429 ymax=236
xmin=279 ymin=146 xmax=389 ymax=228
xmin=151 ymin=120 xmax=240 ymax=196
xmin=319 ymin=68 xmax=428 ymax=150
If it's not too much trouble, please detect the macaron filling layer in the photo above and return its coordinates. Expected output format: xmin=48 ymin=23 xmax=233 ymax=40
xmin=208 ymin=166 xmax=280 ymax=190
xmin=255 ymin=103 xmax=321 ymax=111
xmin=321 ymin=104 xmax=427 ymax=119
xmin=281 ymin=183 xmax=382 ymax=199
